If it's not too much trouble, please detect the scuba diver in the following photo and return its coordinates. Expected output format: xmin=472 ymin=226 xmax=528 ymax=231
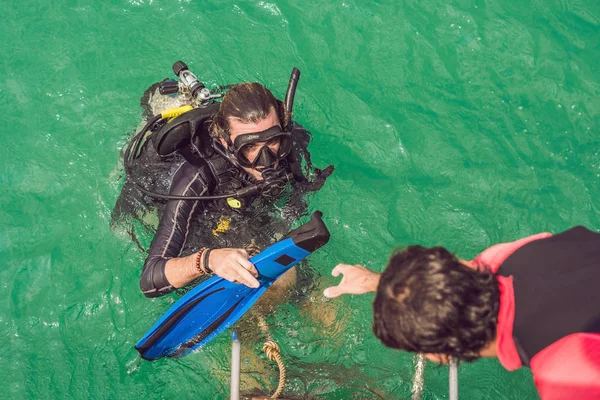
xmin=112 ymin=61 xmax=333 ymax=299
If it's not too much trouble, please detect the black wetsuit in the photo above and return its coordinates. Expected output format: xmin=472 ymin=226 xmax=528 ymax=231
xmin=140 ymin=161 xmax=209 ymax=297
xmin=140 ymin=158 xmax=261 ymax=298
xmin=125 ymin=104 xmax=330 ymax=298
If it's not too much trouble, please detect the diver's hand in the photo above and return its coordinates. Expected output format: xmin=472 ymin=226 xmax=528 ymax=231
xmin=323 ymin=264 xmax=381 ymax=298
xmin=208 ymin=248 xmax=260 ymax=288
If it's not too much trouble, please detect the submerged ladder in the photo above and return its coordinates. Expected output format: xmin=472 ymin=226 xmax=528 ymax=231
xmin=411 ymin=354 xmax=458 ymax=400
xmin=231 ymin=336 xmax=459 ymax=399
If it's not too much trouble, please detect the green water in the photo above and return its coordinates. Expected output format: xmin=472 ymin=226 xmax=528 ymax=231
xmin=2 ymin=0 xmax=599 ymax=398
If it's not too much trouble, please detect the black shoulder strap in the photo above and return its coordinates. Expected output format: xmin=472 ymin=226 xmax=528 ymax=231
xmin=204 ymin=151 xmax=239 ymax=188
xmin=178 ymin=146 xmax=207 ymax=169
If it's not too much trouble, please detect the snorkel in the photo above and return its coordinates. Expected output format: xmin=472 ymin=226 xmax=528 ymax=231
xmin=123 ymin=62 xmax=300 ymax=201
xmin=284 ymin=68 xmax=300 ymax=131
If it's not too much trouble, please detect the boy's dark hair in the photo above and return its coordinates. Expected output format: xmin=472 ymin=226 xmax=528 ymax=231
xmin=373 ymin=245 xmax=500 ymax=361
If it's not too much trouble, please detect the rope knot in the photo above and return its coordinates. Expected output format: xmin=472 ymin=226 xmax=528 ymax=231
xmin=263 ymin=340 xmax=280 ymax=361
xmin=262 ymin=340 xmax=285 ymax=398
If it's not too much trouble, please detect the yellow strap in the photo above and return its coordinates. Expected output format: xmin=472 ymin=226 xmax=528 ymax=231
xmin=160 ymin=105 xmax=193 ymax=119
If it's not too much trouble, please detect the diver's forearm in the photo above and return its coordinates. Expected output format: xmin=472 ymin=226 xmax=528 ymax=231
xmin=164 ymin=251 xmax=207 ymax=288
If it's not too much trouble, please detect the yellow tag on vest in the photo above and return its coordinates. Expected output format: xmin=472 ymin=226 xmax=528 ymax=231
xmin=227 ymin=197 xmax=242 ymax=209
xmin=212 ymin=217 xmax=231 ymax=237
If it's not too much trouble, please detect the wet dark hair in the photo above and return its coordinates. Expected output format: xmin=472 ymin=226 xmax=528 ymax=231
xmin=373 ymin=245 xmax=500 ymax=362
xmin=210 ymin=82 xmax=283 ymax=140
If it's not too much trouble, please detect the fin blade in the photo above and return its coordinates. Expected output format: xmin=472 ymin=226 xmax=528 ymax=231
xmin=135 ymin=211 xmax=330 ymax=360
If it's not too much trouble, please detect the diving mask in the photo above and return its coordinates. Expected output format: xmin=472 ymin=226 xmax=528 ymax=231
xmin=231 ymin=126 xmax=292 ymax=169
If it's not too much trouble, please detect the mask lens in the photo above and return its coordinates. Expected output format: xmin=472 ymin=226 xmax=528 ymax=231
xmin=234 ymin=130 xmax=291 ymax=169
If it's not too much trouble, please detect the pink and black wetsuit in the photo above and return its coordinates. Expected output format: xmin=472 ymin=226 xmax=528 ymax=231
xmin=474 ymin=226 xmax=600 ymax=399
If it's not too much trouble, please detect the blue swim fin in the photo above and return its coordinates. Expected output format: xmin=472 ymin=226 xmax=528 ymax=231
xmin=135 ymin=211 xmax=330 ymax=360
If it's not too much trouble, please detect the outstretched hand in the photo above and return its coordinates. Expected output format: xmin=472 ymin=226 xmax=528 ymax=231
xmin=323 ymin=264 xmax=381 ymax=298
xmin=208 ymin=248 xmax=260 ymax=288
